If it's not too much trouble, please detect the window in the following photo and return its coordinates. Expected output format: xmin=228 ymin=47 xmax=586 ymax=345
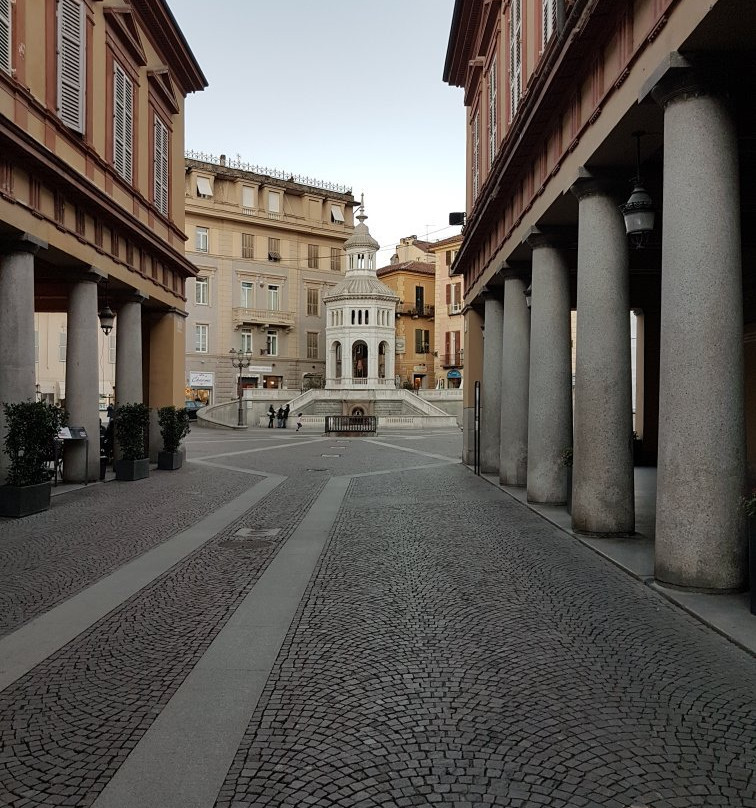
xmin=113 ymin=62 xmax=134 ymax=182
xmin=330 ymin=247 xmax=341 ymax=272
xmin=195 ymin=276 xmax=209 ymax=305
xmin=510 ymin=0 xmax=523 ymax=119
xmin=0 ymin=0 xmax=11 ymax=75
xmin=266 ymin=330 xmax=278 ymax=356
xmin=488 ymin=55 xmax=498 ymax=168
xmin=542 ymin=0 xmax=557 ymax=49
xmin=415 ymin=329 xmax=430 ymax=354
xmin=267 ymin=191 xmax=281 ymax=214
xmin=195 ymin=227 xmax=208 ymax=253
xmin=308 ymin=244 xmax=319 ymax=269
xmin=330 ymin=205 xmax=344 ymax=224
xmin=447 ymin=283 xmax=462 ymax=314
xmin=196 ymin=176 xmax=213 ymax=198
xmin=57 ymin=0 xmax=85 ymax=132
xmin=34 ymin=330 xmax=39 ymax=363
xmin=153 ymin=116 xmax=169 ymax=215
xmin=241 ymin=329 xmax=252 ymax=353
xmin=195 ymin=324 xmax=208 ymax=353
xmin=307 ymin=332 xmax=318 ymax=359
xmin=59 ymin=331 xmax=67 ymax=362
xmin=472 ymin=109 xmax=480 ymax=200
xmin=268 ymin=237 xmax=281 ymax=261
xmin=109 ymin=334 xmax=116 ymax=364
xmin=307 ymin=288 xmax=319 ymax=317
xmin=267 ymin=285 xmax=279 ymax=311
xmin=242 ymin=185 xmax=255 ymax=213
xmin=242 ymin=233 xmax=254 ymax=259
xmin=241 ymin=281 xmax=253 ymax=308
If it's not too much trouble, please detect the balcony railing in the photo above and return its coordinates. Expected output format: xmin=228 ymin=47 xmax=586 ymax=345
xmin=447 ymin=302 xmax=463 ymax=316
xmin=396 ymin=304 xmax=435 ymax=318
xmin=440 ymin=352 xmax=463 ymax=368
xmin=232 ymin=307 xmax=295 ymax=328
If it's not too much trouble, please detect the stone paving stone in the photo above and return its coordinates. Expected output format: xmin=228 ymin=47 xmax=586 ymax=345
xmin=0 ymin=474 xmax=326 ymax=807
xmin=0 ymin=464 xmax=259 ymax=637
xmin=217 ymin=463 xmax=756 ymax=808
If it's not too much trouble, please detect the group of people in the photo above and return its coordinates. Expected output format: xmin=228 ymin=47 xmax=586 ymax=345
xmin=267 ymin=404 xmax=303 ymax=432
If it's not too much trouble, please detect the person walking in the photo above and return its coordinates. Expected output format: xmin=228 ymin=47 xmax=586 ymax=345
xmin=296 ymin=413 xmax=303 ymax=432
xmin=276 ymin=407 xmax=284 ymax=428
xmin=267 ymin=405 xmax=275 ymax=428
xmin=282 ymin=403 xmax=290 ymax=429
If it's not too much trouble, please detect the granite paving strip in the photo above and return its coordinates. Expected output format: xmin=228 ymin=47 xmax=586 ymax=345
xmin=0 ymin=464 xmax=259 ymax=637
xmin=0 ymin=473 xmax=283 ymax=692
xmin=0 ymin=473 xmax=330 ymax=808
xmin=90 ymin=475 xmax=351 ymax=808
xmin=217 ymin=465 xmax=756 ymax=808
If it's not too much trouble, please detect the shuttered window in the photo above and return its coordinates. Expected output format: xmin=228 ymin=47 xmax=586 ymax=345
xmin=488 ymin=55 xmax=498 ymax=168
xmin=0 ymin=0 xmax=11 ymax=75
xmin=57 ymin=0 xmax=85 ymax=132
xmin=471 ymin=109 xmax=480 ymax=200
xmin=113 ymin=62 xmax=134 ymax=183
xmin=542 ymin=0 xmax=557 ymax=49
xmin=510 ymin=0 xmax=522 ymax=120
xmin=153 ymin=116 xmax=169 ymax=215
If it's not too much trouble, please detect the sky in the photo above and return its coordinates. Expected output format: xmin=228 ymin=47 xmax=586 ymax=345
xmin=167 ymin=0 xmax=465 ymax=266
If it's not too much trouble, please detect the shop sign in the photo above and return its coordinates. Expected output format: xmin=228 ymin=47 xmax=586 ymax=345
xmin=395 ymin=338 xmax=406 ymax=353
xmin=189 ymin=371 xmax=214 ymax=387
xmin=249 ymin=365 xmax=273 ymax=373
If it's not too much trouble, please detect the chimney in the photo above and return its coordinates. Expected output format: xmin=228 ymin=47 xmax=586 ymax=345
xmin=219 ymin=154 xmax=226 ymax=166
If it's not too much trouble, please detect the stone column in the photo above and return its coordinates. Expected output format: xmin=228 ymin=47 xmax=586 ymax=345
xmin=116 ymin=297 xmax=144 ymax=405
xmin=499 ymin=273 xmax=530 ymax=486
xmin=647 ymin=57 xmax=745 ymax=590
xmin=571 ymin=173 xmax=634 ymax=534
xmin=524 ymin=230 xmax=572 ymax=502
xmin=0 ymin=235 xmax=45 ymax=481
xmin=63 ymin=273 xmax=102 ymax=482
xmin=480 ymin=291 xmax=503 ymax=474
xmin=462 ymin=308 xmax=483 ymax=466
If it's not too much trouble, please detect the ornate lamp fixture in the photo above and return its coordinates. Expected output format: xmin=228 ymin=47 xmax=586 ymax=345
xmin=229 ymin=348 xmax=253 ymax=426
xmin=523 ymin=283 xmax=532 ymax=310
xmin=98 ymin=280 xmax=115 ymax=335
xmin=620 ymin=131 xmax=655 ymax=249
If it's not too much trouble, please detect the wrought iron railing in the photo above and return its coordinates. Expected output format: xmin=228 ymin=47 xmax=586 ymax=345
xmin=324 ymin=415 xmax=377 ymax=434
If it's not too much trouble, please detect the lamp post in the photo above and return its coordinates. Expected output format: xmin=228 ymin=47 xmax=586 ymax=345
xmin=229 ymin=348 xmax=253 ymax=426
xmin=620 ymin=131 xmax=655 ymax=249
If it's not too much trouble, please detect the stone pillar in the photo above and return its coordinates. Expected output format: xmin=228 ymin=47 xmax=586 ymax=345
xmin=524 ymin=231 xmax=572 ymax=502
xmin=499 ymin=274 xmax=530 ymax=486
xmin=0 ymin=235 xmax=45 ymax=482
xmin=63 ymin=273 xmax=102 ymax=482
xmin=462 ymin=307 xmax=483 ymax=465
xmin=116 ymin=297 xmax=144 ymax=405
xmin=571 ymin=173 xmax=634 ymax=535
xmin=480 ymin=291 xmax=503 ymax=474
xmin=648 ymin=57 xmax=745 ymax=590
xmin=148 ymin=308 xmax=186 ymax=460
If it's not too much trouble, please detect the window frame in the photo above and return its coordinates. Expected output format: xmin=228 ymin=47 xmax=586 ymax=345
xmin=242 ymin=233 xmax=254 ymax=259
xmin=266 ymin=330 xmax=278 ymax=357
xmin=113 ymin=60 xmax=134 ymax=182
xmin=57 ymin=0 xmax=86 ymax=133
xmin=330 ymin=247 xmax=341 ymax=272
xmin=195 ymin=226 xmax=208 ymax=253
xmin=0 ymin=0 xmax=11 ymax=75
xmin=240 ymin=280 xmax=254 ymax=308
xmin=240 ymin=328 xmax=253 ymax=353
xmin=153 ymin=114 xmax=169 ymax=216
xmin=306 ymin=287 xmax=319 ymax=317
xmin=306 ymin=331 xmax=318 ymax=359
xmin=195 ymin=276 xmax=209 ymax=306
xmin=267 ymin=284 xmax=280 ymax=311
xmin=195 ymin=323 xmax=209 ymax=353
xmin=307 ymin=243 xmax=319 ymax=269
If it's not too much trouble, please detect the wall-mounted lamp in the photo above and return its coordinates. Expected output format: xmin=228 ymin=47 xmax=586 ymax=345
xmin=620 ymin=131 xmax=655 ymax=249
xmin=523 ymin=284 xmax=532 ymax=310
xmin=98 ymin=280 xmax=115 ymax=335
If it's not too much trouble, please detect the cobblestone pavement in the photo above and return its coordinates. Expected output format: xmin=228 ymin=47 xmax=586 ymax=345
xmin=1 ymin=428 xmax=755 ymax=808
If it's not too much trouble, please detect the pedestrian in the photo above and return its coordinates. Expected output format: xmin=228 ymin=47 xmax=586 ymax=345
xmin=282 ymin=403 xmax=290 ymax=429
xmin=267 ymin=405 xmax=275 ymax=428
xmin=106 ymin=403 xmax=114 ymax=420
xmin=276 ymin=407 xmax=284 ymax=428
xmin=296 ymin=413 xmax=303 ymax=432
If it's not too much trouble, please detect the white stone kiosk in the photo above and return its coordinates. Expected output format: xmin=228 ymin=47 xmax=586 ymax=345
xmin=323 ymin=202 xmax=399 ymax=390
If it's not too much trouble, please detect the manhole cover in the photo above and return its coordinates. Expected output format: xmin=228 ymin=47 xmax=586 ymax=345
xmin=219 ymin=538 xmax=272 ymax=551
xmin=235 ymin=528 xmax=281 ymax=538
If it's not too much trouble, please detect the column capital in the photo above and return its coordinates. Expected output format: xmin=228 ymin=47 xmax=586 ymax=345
xmin=500 ymin=261 xmax=530 ymax=283
xmin=640 ymin=52 xmax=724 ymax=109
xmin=0 ymin=233 xmax=47 ymax=257
xmin=570 ymin=167 xmax=623 ymax=202
xmin=523 ymin=226 xmax=574 ymax=250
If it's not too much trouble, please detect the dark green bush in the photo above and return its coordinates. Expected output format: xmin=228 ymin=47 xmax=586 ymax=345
xmin=157 ymin=405 xmax=190 ymax=453
xmin=2 ymin=401 xmax=67 ymax=486
xmin=114 ymin=403 xmax=150 ymax=461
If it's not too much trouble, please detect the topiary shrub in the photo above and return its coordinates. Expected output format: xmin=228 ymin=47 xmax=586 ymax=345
xmin=114 ymin=403 xmax=150 ymax=461
xmin=157 ymin=405 xmax=191 ymax=453
xmin=2 ymin=400 xmax=67 ymax=486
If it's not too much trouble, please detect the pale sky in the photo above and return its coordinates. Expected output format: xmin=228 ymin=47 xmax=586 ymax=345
xmin=167 ymin=0 xmax=465 ymax=266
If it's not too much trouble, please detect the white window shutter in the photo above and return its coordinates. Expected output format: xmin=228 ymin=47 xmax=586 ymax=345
xmin=542 ymin=0 xmax=556 ymax=48
xmin=57 ymin=0 xmax=85 ymax=132
xmin=510 ymin=0 xmax=522 ymax=119
xmin=0 ymin=0 xmax=11 ymax=75
xmin=113 ymin=63 xmax=133 ymax=182
xmin=154 ymin=117 xmax=169 ymax=215
xmin=488 ymin=55 xmax=497 ymax=168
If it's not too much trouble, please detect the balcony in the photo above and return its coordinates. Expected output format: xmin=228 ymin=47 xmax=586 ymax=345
xmin=447 ymin=302 xmax=463 ymax=316
xmin=232 ymin=307 xmax=295 ymax=329
xmin=440 ymin=352 xmax=463 ymax=368
xmin=396 ymin=303 xmax=435 ymax=318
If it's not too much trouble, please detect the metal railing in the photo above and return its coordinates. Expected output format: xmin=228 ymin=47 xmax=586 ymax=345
xmin=324 ymin=415 xmax=377 ymax=434
xmin=440 ymin=352 xmax=464 ymax=368
xmin=396 ymin=303 xmax=435 ymax=318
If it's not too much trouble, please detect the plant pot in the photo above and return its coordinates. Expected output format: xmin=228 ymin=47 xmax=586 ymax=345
xmin=114 ymin=458 xmax=150 ymax=481
xmin=157 ymin=450 xmax=183 ymax=471
xmin=0 ymin=481 xmax=52 ymax=517
xmin=100 ymin=455 xmax=108 ymax=481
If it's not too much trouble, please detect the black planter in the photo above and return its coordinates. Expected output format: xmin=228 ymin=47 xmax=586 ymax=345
xmin=100 ymin=455 xmax=108 ymax=481
xmin=114 ymin=458 xmax=150 ymax=481
xmin=0 ymin=481 xmax=52 ymax=517
xmin=157 ymin=450 xmax=183 ymax=471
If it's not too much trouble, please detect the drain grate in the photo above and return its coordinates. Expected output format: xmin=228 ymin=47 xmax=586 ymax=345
xmin=218 ymin=538 xmax=272 ymax=551
xmin=307 ymin=468 xmax=328 ymax=471
xmin=321 ymin=454 xmax=341 ymax=458
xmin=235 ymin=528 xmax=281 ymax=538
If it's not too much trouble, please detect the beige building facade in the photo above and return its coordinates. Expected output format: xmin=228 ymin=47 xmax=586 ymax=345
xmin=445 ymin=0 xmax=756 ymax=592
xmin=429 ymin=235 xmax=464 ymax=389
xmin=0 ymin=0 xmax=205 ymax=481
xmin=183 ymin=156 xmax=356 ymax=401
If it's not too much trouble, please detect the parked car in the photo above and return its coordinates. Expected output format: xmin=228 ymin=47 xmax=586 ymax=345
xmin=185 ymin=400 xmax=205 ymax=421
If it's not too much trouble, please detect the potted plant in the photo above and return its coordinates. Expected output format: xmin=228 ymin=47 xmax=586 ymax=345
xmin=561 ymin=446 xmax=574 ymax=515
xmin=741 ymin=488 xmax=756 ymax=615
xmin=0 ymin=400 xmax=67 ymax=517
xmin=157 ymin=405 xmax=190 ymax=470
xmin=113 ymin=402 xmax=150 ymax=481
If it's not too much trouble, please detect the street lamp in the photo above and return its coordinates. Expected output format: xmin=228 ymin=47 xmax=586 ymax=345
xmin=229 ymin=348 xmax=253 ymax=426
xmin=620 ymin=131 xmax=655 ymax=249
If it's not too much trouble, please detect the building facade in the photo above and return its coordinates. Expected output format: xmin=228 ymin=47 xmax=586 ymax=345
xmin=429 ymin=235 xmax=464 ymax=389
xmin=183 ymin=155 xmax=356 ymax=401
xmin=0 ymin=0 xmax=205 ymax=481
xmin=444 ymin=0 xmax=756 ymax=592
